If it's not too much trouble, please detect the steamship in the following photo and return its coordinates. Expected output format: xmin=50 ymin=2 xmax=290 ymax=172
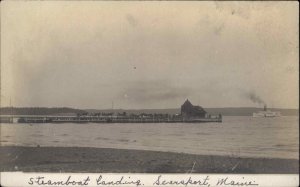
xmin=253 ymin=105 xmax=281 ymax=117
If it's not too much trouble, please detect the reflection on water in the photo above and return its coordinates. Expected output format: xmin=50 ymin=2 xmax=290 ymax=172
xmin=1 ymin=116 xmax=299 ymax=159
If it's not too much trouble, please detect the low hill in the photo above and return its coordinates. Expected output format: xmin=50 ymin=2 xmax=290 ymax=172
xmin=86 ymin=108 xmax=299 ymax=116
xmin=0 ymin=107 xmax=298 ymax=116
xmin=0 ymin=107 xmax=85 ymax=116
xmin=205 ymin=108 xmax=298 ymax=116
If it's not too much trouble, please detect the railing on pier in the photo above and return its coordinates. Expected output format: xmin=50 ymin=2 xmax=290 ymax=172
xmin=0 ymin=114 xmax=222 ymax=123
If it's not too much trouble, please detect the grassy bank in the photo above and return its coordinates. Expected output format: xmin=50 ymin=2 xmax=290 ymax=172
xmin=0 ymin=146 xmax=298 ymax=173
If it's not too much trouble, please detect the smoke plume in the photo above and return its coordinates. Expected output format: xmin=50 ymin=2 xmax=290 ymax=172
xmin=245 ymin=92 xmax=265 ymax=105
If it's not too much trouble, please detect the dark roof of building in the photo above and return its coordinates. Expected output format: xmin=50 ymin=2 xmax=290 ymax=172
xmin=193 ymin=105 xmax=206 ymax=113
xmin=182 ymin=99 xmax=193 ymax=107
xmin=181 ymin=99 xmax=206 ymax=113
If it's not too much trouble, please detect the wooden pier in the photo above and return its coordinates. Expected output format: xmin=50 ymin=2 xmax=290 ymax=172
xmin=0 ymin=115 xmax=222 ymax=123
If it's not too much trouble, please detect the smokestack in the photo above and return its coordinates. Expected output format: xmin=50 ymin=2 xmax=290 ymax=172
xmin=264 ymin=104 xmax=267 ymax=111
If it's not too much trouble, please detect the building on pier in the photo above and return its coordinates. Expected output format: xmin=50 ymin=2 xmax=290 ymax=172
xmin=181 ymin=99 xmax=206 ymax=118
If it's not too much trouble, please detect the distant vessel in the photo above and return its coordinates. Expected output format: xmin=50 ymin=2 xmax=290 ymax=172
xmin=253 ymin=105 xmax=281 ymax=117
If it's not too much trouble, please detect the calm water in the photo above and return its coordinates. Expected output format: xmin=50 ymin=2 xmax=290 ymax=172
xmin=1 ymin=116 xmax=298 ymax=159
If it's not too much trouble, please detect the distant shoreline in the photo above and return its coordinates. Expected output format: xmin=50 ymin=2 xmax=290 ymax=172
xmin=0 ymin=107 xmax=299 ymax=116
xmin=0 ymin=146 xmax=298 ymax=173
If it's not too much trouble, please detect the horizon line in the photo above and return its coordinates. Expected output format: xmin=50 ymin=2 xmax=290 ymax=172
xmin=0 ymin=106 xmax=299 ymax=110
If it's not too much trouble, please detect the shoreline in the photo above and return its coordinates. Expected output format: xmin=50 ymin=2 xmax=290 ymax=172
xmin=0 ymin=146 xmax=298 ymax=173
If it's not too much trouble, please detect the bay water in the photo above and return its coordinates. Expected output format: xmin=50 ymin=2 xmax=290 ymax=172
xmin=1 ymin=116 xmax=298 ymax=159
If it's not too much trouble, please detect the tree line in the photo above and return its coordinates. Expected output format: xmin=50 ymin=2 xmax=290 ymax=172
xmin=0 ymin=107 xmax=86 ymax=115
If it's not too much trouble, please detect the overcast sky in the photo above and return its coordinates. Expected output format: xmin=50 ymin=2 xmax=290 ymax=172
xmin=1 ymin=1 xmax=298 ymax=109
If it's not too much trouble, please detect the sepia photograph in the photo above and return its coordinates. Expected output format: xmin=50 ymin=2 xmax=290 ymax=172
xmin=0 ymin=0 xmax=299 ymax=181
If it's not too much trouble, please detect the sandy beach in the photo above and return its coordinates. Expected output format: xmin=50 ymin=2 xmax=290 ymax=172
xmin=0 ymin=146 xmax=298 ymax=173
